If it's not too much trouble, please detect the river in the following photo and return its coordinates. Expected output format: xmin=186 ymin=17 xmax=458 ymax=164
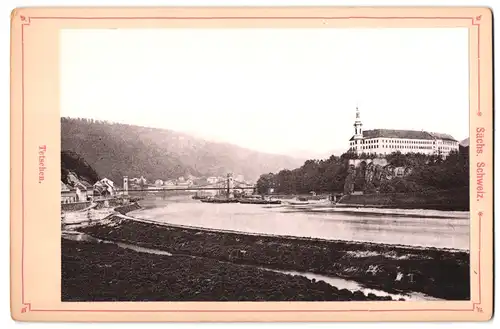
xmin=127 ymin=195 xmax=470 ymax=250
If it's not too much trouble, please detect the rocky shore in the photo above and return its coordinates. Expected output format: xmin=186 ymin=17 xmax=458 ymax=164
xmin=76 ymin=214 xmax=470 ymax=300
xmin=338 ymin=188 xmax=469 ymax=211
xmin=62 ymin=239 xmax=394 ymax=301
xmin=114 ymin=202 xmax=142 ymax=215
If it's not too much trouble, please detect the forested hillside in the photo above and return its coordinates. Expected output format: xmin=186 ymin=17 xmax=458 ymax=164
xmin=256 ymin=147 xmax=470 ymax=197
xmin=61 ymin=117 xmax=304 ymax=183
xmin=61 ymin=150 xmax=100 ymax=186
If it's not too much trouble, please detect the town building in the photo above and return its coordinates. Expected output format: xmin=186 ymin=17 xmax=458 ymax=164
xmin=130 ymin=176 xmax=147 ymax=186
xmin=61 ymin=179 xmax=94 ymax=203
xmin=206 ymin=176 xmax=219 ymax=184
xmin=348 ymin=107 xmax=459 ymax=157
xmin=176 ymin=180 xmax=194 ymax=188
xmin=61 ymin=182 xmax=77 ymax=203
xmin=81 ymin=181 xmax=93 ymax=197
xmin=93 ymin=178 xmax=116 ymax=198
xmin=73 ymin=182 xmax=88 ymax=202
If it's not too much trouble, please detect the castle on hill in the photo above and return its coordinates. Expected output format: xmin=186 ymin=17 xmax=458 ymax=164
xmin=348 ymin=107 xmax=459 ymax=157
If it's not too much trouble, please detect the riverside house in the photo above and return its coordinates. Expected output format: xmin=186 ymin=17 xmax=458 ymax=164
xmin=93 ymin=178 xmax=116 ymax=198
xmin=61 ymin=182 xmax=77 ymax=203
xmin=73 ymin=182 xmax=89 ymax=202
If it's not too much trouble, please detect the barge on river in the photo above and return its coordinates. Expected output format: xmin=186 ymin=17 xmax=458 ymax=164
xmin=200 ymin=197 xmax=239 ymax=204
xmin=199 ymin=196 xmax=282 ymax=205
xmin=238 ymin=198 xmax=281 ymax=205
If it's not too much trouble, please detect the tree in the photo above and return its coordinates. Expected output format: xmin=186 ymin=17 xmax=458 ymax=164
xmin=256 ymin=173 xmax=275 ymax=195
xmin=61 ymin=150 xmax=100 ymax=185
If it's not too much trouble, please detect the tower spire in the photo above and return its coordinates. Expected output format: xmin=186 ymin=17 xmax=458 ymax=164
xmin=355 ymin=102 xmax=362 ymax=122
xmin=353 ymin=104 xmax=363 ymax=137
xmin=351 ymin=103 xmax=364 ymax=155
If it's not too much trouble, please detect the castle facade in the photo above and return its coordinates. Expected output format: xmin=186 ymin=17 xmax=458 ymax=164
xmin=348 ymin=107 xmax=459 ymax=157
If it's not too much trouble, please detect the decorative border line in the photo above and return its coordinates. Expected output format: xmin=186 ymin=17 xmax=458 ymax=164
xmin=18 ymin=14 xmax=484 ymax=314
xmin=472 ymin=15 xmax=483 ymax=116
xmin=20 ymin=14 xmax=30 ymax=315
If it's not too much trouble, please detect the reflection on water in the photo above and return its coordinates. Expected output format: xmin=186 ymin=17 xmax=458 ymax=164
xmin=266 ymin=269 xmax=441 ymax=301
xmin=128 ymin=195 xmax=470 ymax=250
xmin=115 ymin=242 xmax=173 ymax=256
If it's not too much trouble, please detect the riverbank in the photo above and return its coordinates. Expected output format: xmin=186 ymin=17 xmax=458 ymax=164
xmin=62 ymin=238 xmax=396 ymax=301
xmin=79 ymin=214 xmax=470 ymax=300
xmin=338 ymin=188 xmax=469 ymax=211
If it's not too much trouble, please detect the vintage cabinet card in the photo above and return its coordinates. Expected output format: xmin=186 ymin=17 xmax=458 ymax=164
xmin=10 ymin=6 xmax=493 ymax=322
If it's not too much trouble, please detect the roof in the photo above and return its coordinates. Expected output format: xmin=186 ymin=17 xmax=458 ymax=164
xmin=427 ymin=132 xmax=457 ymax=141
xmin=61 ymin=181 xmax=71 ymax=192
xmin=349 ymin=129 xmax=457 ymax=141
xmin=94 ymin=178 xmax=115 ymax=191
xmin=74 ymin=182 xmax=87 ymax=190
xmin=95 ymin=178 xmax=115 ymax=187
xmin=80 ymin=181 xmax=93 ymax=188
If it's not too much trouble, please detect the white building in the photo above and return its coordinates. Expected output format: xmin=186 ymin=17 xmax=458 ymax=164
xmin=130 ymin=176 xmax=147 ymax=185
xmin=206 ymin=176 xmax=219 ymax=184
xmin=61 ymin=182 xmax=76 ymax=203
xmin=348 ymin=107 xmax=459 ymax=157
xmin=93 ymin=178 xmax=116 ymax=198
xmin=73 ymin=182 xmax=88 ymax=201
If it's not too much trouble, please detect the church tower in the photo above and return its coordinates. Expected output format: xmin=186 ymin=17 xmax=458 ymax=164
xmin=353 ymin=106 xmax=363 ymax=153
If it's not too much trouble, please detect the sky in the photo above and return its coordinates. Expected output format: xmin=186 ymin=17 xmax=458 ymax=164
xmin=60 ymin=28 xmax=469 ymax=158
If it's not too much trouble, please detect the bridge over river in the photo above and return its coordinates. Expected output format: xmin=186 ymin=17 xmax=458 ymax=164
xmin=118 ymin=173 xmax=256 ymax=198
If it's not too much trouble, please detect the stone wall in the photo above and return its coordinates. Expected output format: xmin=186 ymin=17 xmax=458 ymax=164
xmin=94 ymin=198 xmax=124 ymax=209
xmin=61 ymin=201 xmax=91 ymax=212
xmin=115 ymin=202 xmax=142 ymax=215
xmin=62 ymin=197 xmax=131 ymax=212
xmin=348 ymin=158 xmax=388 ymax=168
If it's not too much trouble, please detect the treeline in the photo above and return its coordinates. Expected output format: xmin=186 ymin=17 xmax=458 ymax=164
xmin=256 ymin=155 xmax=348 ymax=195
xmin=394 ymin=147 xmax=469 ymax=193
xmin=256 ymin=147 xmax=469 ymax=195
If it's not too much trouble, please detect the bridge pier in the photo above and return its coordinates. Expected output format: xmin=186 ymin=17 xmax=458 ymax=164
xmin=123 ymin=176 xmax=128 ymax=196
xmin=227 ymin=173 xmax=234 ymax=198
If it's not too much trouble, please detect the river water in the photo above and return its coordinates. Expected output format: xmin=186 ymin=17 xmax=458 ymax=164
xmin=128 ymin=195 xmax=470 ymax=250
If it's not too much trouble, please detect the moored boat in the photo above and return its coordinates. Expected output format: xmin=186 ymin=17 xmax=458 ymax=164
xmin=238 ymin=198 xmax=281 ymax=205
xmin=200 ymin=197 xmax=239 ymax=203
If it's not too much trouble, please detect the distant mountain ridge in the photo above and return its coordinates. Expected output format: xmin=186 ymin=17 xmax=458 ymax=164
xmin=61 ymin=117 xmax=305 ymax=184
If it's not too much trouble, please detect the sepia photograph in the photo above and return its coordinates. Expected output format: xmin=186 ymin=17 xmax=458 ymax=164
xmin=58 ymin=26 xmax=471 ymax=303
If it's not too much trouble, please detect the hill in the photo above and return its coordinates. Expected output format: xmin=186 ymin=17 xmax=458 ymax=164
xmin=256 ymin=149 xmax=470 ymax=210
xmin=61 ymin=117 xmax=304 ymax=184
xmin=460 ymin=137 xmax=469 ymax=147
xmin=61 ymin=150 xmax=100 ymax=186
